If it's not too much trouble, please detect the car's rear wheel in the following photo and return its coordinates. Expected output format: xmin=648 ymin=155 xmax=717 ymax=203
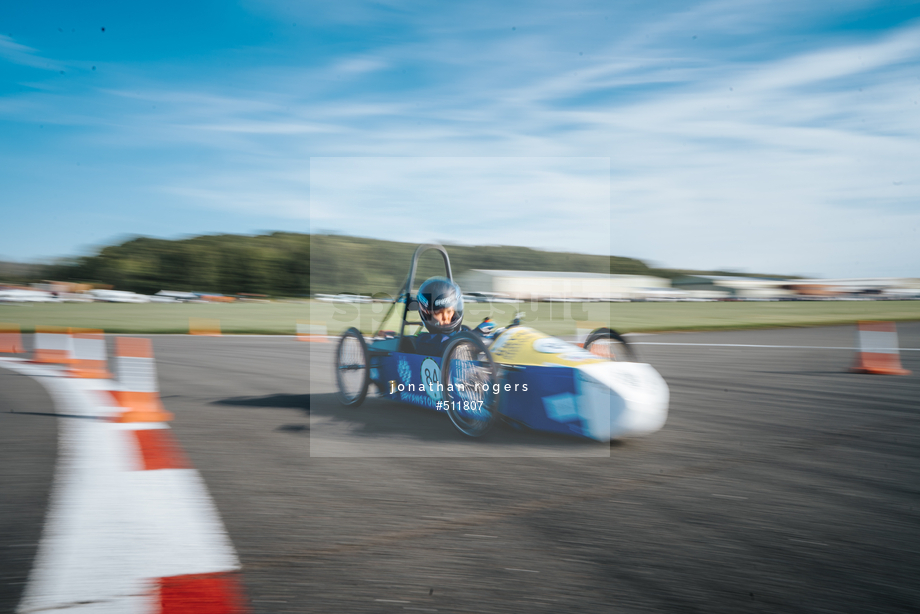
xmin=441 ymin=332 xmax=500 ymax=437
xmin=583 ymin=328 xmax=636 ymax=362
xmin=336 ymin=327 xmax=370 ymax=406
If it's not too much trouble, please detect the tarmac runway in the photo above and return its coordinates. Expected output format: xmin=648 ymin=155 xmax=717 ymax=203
xmin=2 ymin=324 xmax=919 ymax=613
xmin=0 ymin=371 xmax=58 ymax=614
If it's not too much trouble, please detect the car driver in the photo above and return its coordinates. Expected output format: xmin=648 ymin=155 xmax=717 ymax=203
xmin=414 ymin=276 xmax=464 ymax=355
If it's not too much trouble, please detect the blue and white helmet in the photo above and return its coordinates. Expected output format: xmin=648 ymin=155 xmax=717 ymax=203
xmin=417 ymin=277 xmax=464 ymax=334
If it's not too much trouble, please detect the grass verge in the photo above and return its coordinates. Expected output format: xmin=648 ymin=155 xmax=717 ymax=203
xmin=1 ymin=300 xmax=918 ymax=336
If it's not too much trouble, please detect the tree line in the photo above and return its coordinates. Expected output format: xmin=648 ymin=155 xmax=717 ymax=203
xmin=25 ymin=232 xmax=789 ymax=296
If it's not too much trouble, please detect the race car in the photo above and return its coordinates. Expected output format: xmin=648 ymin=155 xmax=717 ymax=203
xmin=334 ymin=244 xmax=669 ymax=440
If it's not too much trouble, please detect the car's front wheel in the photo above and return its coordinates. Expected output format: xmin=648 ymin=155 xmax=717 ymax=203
xmin=440 ymin=332 xmax=500 ymax=437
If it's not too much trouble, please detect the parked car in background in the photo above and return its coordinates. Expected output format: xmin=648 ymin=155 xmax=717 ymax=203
xmin=0 ymin=289 xmax=57 ymax=303
xmin=87 ymin=289 xmax=150 ymax=303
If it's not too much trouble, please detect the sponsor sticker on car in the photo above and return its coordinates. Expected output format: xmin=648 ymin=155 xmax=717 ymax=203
xmin=490 ymin=327 xmax=606 ymax=367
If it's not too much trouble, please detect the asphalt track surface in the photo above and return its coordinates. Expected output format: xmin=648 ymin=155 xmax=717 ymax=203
xmin=3 ymin=324 xmax=920 ymax=613
xmin=0 ymin=371 xmax=58 ymax=613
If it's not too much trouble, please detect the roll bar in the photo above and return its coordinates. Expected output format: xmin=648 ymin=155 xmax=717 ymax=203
xmin=398 ymin=244 xmax=453 ymax=338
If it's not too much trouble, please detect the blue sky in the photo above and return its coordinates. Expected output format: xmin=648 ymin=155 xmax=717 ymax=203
xmin=1 ymin=0 xmax=919 ymax=277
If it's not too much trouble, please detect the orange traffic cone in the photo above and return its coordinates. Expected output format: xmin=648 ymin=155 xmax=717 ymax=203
xmin=0 ymin=323 xmax=23 ymax=353
xmin=296 ymin=320 xmax=328 ymax=342
xmin=32 ymin=327 xmax=74 ymax=365
xmin=189 ymin=318 xmax=221 ymax=336
xmin=111 ymin=337 xmax=174 ymax=423
xmin=851 ymin=321 xmax=910 ymax=375
xmin=67 ymin=329 xmax=113 ymax=379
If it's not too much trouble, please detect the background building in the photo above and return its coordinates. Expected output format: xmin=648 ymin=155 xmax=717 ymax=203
xmin=672 ymin=276 xmax=920 ymax=299
xmin=457 ymin=270 xmax=672 ymax=301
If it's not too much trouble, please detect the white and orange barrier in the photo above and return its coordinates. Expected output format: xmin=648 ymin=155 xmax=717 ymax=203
xmin=3 ymin=357 xmax=246 ymax=614
xmin=112 ymin=337 xmax=174 ymax=423
xmin=32 ymin=326 xmax=74 ymax=365
xmin=67 ymin=328 xmax=112 ymax=379
xmin=190 ymin=318 xmax=222 ymax=336
xmin=0 ymin=322 xmax=23 ymax=353
xmin=851 ymin=321 xmax=910 ymax=375
xmin=155 ymin=571 xmax=248 ymax=613
xmin=296 ymin=320 xmax=328 ymax=342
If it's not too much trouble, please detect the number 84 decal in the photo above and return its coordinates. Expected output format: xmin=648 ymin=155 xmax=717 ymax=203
xmin=420 ymin=358 xmax=442 ymax=402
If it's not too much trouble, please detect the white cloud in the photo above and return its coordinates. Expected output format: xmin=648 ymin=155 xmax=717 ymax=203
xmin=332 ymin=56 xmax=389 ymax=74
xmin=0 ymin=35 xmax=64 ymax=71
xmin=737 ymin=26 xmax=920 ymax=91
xmin=309 ymin=157 xmax=612 ymax=255
xmin=2 ymin=3 xmax=918 ymax=276
xmin=148 ymin=19 xmax=919 ymax=275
